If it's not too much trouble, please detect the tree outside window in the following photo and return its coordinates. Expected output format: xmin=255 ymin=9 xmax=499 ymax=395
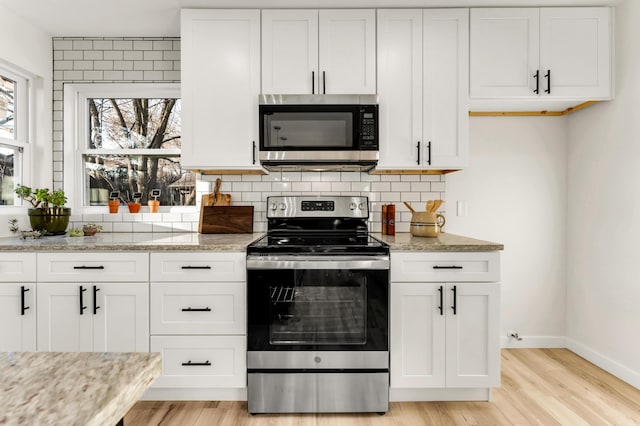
xmin=84 ymin=97 xmax=195 ymax=206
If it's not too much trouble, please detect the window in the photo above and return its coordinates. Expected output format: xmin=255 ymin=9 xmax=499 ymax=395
xmin=0 ymin=67 xmax=29 ymax=206
xmin=65 ymin=84 xmax=195 ymax=209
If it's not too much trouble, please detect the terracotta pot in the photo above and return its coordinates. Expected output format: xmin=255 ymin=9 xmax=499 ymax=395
xmin=108 ymin=200 xmax=120 ymax=214
xmin=127 ymin=202 xmax=141 ymax=213
xmin=148 ymin=200 xmax=160 ymax=213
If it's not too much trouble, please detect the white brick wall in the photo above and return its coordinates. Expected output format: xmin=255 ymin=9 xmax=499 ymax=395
xmin=53 ymin=37 xmax=448 ymax=234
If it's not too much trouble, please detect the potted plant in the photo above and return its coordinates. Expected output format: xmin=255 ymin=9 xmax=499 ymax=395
xmin=15 ymin=185 xmax=70 ymax=235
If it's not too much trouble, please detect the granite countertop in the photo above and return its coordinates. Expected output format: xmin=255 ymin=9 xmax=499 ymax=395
xmin=0 ymin=232 xmax=263 ymax=251
xmin=0 ymin=351 xmax=161 ymax=426
xmin=377 ymin=232 xmax=503 ymax=251
xmin=0 ymin=232 xmax=502 ymax=252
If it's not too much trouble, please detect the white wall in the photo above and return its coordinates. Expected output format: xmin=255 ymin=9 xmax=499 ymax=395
xmin=0 ymin=5 xmax=52 ymax=237
xmin=566 ymin=0 xmax=640 ymax=388
xmin=447 ymin=116 xmax=568 ymax=347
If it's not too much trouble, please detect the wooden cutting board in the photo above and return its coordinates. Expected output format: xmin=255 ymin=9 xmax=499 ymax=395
xmin=198 ymin=206 xmax=254 ymax=234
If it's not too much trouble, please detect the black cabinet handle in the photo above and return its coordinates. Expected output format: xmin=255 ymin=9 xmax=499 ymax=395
xmin=73 ymin=265 xmax=104 ymax=270
xmin=79 ymin=286 xmax=87 ymax=315
xmin=433 ymin=265 xmax=463 ymax=270
xmin=438 ymin=285 xmax=443 ymax=316
xmin=181 ymin=360 xmax=211 ymax=366
xmin=181 ymin=307 xmax=212 ymax=312
xmin=451 ymin=285 xmax=457 ymax=315
xmin=322 ymin=71 xmax=326 ymax=94
xmin=312 ymin=71 xmax=315 ymax=94
xmin=427 ymin=141 xmax=432 ymax=166
xmin=93 ymin=285 xmax=100 ymax=315
xmin=545 ymin=70 xmax=551 ymax=94
xmin=252 ymin=141 xmax=256 ymax=165
xmin=20 ymin=286 xmax=30 ymax=316
xmin=181 ymin=265 xmax=212 ymax=270
xmin=416 ymin=141 xmax=421 ymax=165
xmin=533 ymin=69 xmax=540 ymax=94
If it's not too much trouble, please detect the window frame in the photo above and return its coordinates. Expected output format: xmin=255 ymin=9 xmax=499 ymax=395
xmin=0 ymin=63 xmax=31 ymax=210
xmin=64 ymin=83 xmax=194 ymax=214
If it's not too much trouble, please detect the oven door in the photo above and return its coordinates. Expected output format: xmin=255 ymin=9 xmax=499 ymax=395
xmin=246 ymin=255 xmax=389 ymax=353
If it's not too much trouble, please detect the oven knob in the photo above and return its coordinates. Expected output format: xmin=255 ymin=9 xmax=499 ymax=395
xmin=349 ymin=202 xmax=357 ymax=211
xmin=279 ymin=203 xmax=286 ymax=211
xmin=270 ymin=203 xmax=278 ymax=211
xmin=314 ymin=356 xmax=322 ymax=364
xmin=358 ymin=202 xmax=365 ymax=211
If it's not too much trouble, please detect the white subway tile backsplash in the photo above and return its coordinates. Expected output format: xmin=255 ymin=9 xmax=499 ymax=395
xmin=52 ymin=36 xmax=448 ymax=234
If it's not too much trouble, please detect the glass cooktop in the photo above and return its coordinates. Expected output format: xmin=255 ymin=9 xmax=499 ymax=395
xmin=247 ymin=232 xmax=388 ymax=255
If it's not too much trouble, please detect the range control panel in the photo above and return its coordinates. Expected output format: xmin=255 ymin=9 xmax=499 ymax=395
xmin=267 ymin=196 xmax=369 ymax=219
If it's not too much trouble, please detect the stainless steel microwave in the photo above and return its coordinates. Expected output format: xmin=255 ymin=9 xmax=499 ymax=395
xmin=258 ymin=94 xmax=379 ymax=172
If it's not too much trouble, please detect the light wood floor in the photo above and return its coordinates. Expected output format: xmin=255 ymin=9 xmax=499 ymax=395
xmin=125 ymin=349 xmax=640 ymax=425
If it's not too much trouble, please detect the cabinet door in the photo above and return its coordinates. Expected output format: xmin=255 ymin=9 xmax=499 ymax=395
xmin=319 ymin=9 xmax=376 ymax=94
xmin=0 ymin=284 xmax=36 ymax=351
xmin=37 ymin=283 xmax=93 ymax=351
xmin=93 ymin=283 xmax=149 ymax=352
xmin=470 ymin=8 xmax=540 ymax=97
xmin=181 ymin=9 xmax=261 ymax=170
xmin=390 ymin=282 xmax=445 ymax=388
xmin=539 ymin=7 xmax=611 ymax=98
xmin=262 ymin=10 xmax=318 ymax=94
xmin=445 ymin=282 xmax=501 ymax=388
xmin=423 ymin=9 xmax=469 ymax=169
xmin=377 ymin=9 xmax=423 ymax=169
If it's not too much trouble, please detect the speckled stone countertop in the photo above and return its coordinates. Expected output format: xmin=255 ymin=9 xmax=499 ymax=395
xmin=0 ymin=232 xmax=263 ymax=251
xmin=0 ymin=232 xmax=502 ymax=252
xmin=0 ymin=351 xmax=160 ymax=426
xmin=377 ymin=232 xmax=503 ymax=251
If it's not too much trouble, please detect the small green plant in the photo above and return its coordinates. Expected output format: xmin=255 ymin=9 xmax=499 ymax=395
xmin=14 ymin=185 xmax=67 ymax=209
xmin=68 ymin=228 xmax=83 ymax=237
xmin=8 ymin=218 xmax=19 ymax=234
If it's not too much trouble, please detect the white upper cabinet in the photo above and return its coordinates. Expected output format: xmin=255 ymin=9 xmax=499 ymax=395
xmin=262 ymin=9 xmax=376 ymax=94
xmin=181 ymin=9 xmax=262 ymax=171
xmin=377 ymin=9 xmax=468 ymax=170
xmin=470 ymin=7 xmax=612 ymax=107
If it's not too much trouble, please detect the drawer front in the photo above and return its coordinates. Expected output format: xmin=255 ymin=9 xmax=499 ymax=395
xmin=150 ymin=252 xmax=245 ymax=282
xmin=391 ymin=251 xmax=500 ymax=282
xmin=37 ymin=252 xmax=149 ymax=282
xmin=151 ymin=282 xmax=246 ymax=335
xmin=0 ymin=253 xmax=36 ymax=282
xmin=150 ymin=335 xmax=246 ymax=388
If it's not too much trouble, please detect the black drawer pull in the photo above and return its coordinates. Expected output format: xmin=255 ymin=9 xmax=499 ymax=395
xmin=433 ymin=265 xmax=463 ymax=270
xmin=181 ymin=265 xmax=212 ymax=270
xmin=73 ymin=265 xmax=105 ymax=270
xmin=181 ymin=307 xmax=212 ymax=312
xmin=79 ymin=286 xmax=87 ymax=315
xmin=181 ymin=360 xmax=211 ymax=366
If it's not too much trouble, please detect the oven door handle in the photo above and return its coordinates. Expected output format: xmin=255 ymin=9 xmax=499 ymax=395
xmin=246 ymin=255 xmax=390 ymax=270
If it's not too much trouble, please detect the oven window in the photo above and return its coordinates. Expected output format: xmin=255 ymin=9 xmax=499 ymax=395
xmin=263 ymin=112 xmax=353 ymax=149
xmin=269 ymin=270 xmax=366 ymax=345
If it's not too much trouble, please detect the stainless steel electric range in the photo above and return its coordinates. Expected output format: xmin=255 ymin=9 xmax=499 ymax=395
xmin=246 ymin=195 xmax=390 ymax=414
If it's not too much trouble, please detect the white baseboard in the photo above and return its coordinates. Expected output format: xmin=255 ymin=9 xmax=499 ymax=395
xmin=565 ymin=338 xmax=640 ymax=390
xmin=501 ymin=335 xmax=566 ymax=348
xmin=142 ymin=387 xmax=247 ymax=401
xmin=390 ymin=388 xmax=490 ymax=402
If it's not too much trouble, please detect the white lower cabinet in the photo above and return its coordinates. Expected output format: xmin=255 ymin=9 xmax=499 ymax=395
xmin=390 ymin=251 xmax=501 ymax=400
xmin=0 ymin=253 xmax=37 ymax=351
xmin=36 ymin=252 xmax=150 ymax=352
xmin=36 ymin=282 xmax=149 ymax=352
xmin=149 ymin=252 xmax=247 ymax=397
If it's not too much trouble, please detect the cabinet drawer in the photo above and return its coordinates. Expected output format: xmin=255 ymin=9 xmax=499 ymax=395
xmin=0 ymin=253 xmax=36 ymax=282
xmin=150 ymin=335 xmax=246 ymax=388
xmin=151 ymin=282 xmax=246 ymax=335
xmin=37 ymin=252 xmax=149 ymax=282
xmin=391 ymin=252 xmax=500 ymax=282
xmin=150 ymin=252 xmax=245 ymax=282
